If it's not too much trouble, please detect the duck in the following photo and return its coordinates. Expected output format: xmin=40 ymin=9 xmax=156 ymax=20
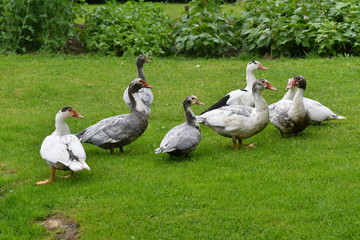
xmin=123 ymin=55 xmax=152 ymax=114
xmin=77 ymin=78 xmax=153 ymax=154
xmin=269 ymin=76 xmax=311 ymax=136
xmin=197 ymin=79 xmax=277 ymax=150
xmin=37 ymin=107 xmax=90 ymax=185
xmin=200 ymin=60 xmax=268 ymax=114
xmin=155 ymin=95 xmax=204 ymax=157
xmin=282 ymin=78 xmax=345 ymax=123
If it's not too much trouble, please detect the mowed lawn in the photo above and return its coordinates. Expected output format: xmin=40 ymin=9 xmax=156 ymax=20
xmin=0 ymin=55 xmax=359 ymax=239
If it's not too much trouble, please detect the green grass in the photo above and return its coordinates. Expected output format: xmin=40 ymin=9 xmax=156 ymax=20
xmin=0 ymin=55 xmax=359 ymax=239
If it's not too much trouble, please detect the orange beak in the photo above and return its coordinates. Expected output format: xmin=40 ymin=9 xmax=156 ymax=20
xmin=71 ymin=110 xmax=85 ymax=118
xmin=258 ymin=63 xmax=269 ymax=70
xmin=142 ymin=80 xmax=154 ymax=89
xmin=266 ymin=82 xmax=277 ymax=91
xmin=196 ymin=100 xmax=204 ymax=105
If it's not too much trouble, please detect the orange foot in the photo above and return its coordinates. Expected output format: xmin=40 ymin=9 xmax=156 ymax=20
xmin=60 ymin=172 xmax=73 ymax=179
xmin=36 ymin=179 xmax=52 ymax=185
xmin=244 ymin=143 xmax=256 ymax=149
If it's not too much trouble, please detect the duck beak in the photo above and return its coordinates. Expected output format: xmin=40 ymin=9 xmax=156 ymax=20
xmin=196 ymin=100 xmax=204 ymax=105
xmin=258 ymin=64 xmax=269 ymax=70
xmin=74 ymin=113 xmax=85 ymax=118
xmin=70 ymin=109 xmax=85 ymax=118
xmin=266 ymin=83 xmax=277 ymax=91
xmin=145 ymin=57 xmax=152 ymax=63
xmin=143 ymin=80 xmax=154 ymax=88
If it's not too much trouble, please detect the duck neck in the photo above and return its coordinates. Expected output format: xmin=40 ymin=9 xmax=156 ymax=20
xmin=137 ymin=63 xmax=145 ymax=80
xmin=129 ymin=90 xmax=147 ymax=114
xmin=54 ymin=114 xmax=70 ymax=136
xmin=245 ymin=68 xmax=257 ymax=91
xmin=253 ymin=90 xmax=269 ymax=116
xmin=290 ymin=88 xmax=306 ymax=116
xmin=184 ymin=103 xmax=198 ymax=127
xmin=282 ymin=87 xmax=296 ymax=100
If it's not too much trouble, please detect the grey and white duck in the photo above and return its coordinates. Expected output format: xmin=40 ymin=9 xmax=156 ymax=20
xmin=123 ymin=55 xmax=152 ymax=114
xmin=201 ymin=60 xmax=268 ymax=114
xmin=77 ymin=78 xmax=153 ymax=154
xmin=155 ymin=95 xmax=204 ymax=157
xmin=38 ymin=107 xmax=90 ymax=185
xmin=282 ymin=78 xmax=345 ymax=123
xmin=197 ymin=79 xmax=277 ymax=150
xmin=269 ymin=76 xmax=311 ymax=136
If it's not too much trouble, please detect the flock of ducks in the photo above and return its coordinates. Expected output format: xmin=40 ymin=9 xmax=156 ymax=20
xmin=37 ymin=56 xmax=345 ymax=185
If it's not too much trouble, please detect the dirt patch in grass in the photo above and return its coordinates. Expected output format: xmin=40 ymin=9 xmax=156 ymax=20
xmin=0 ymin=163 xmax=16 ymax=175
xmin=41 ymin=213 xmax=81 ymax=240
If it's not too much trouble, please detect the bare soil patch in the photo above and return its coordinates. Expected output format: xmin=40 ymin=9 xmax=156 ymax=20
xmin=41 ymin=212 xmax=81 ymax=240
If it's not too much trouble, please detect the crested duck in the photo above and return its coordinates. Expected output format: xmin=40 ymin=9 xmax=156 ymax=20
xmin=269 ymin=76 xmax=311 ymax=136
xmin=197 ymin=79 xmax=277 ymax=150
xmin=123 ymin=55 xmax=152 ymax=113
xmin=155 ymin=95 xmax=204 ymax=157
xmin=77 ymin=78 xmax=153 ymax=154
xmin=282 ymin=78 xmax=345 ymax=123
xmin=201 ymin=60 xmax=268 ymax=114
xmin=37 ymin=107 xmax=90 ymax=185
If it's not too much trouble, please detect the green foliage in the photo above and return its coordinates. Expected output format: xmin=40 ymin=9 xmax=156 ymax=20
xmin=0 ymin=0 xmax=79 ymax=54
xmin=83 ymin=1 xmax=173 ymax=57
xmin=172 ymin=0 xmax=238 ymax=57
xmin=237 ymin=0 xmax=360 ymax=57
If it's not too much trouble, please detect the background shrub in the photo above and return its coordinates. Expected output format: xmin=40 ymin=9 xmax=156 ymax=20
xmin=0 ymin=0 xmax=78 ymax=54
xmin=83 ymin=1 xmax=173 ymax=56
xmin=172 ymin=0 xmax=239 ymax=57
xmin=83 ymin=0 xmax=237 ymax=4
xmin=236 ymin=0 xmax=360 ymax=57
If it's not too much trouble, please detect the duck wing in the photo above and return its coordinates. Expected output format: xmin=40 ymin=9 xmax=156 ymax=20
xmin=198 ymin=105 xmax=253 ymax=128
xmin=40 ymin=134 xmax=89 ymax=171
xmin=78 ymin=114 xmax=147 ymax=146
xmin=139 ymin=88 xmax=153 ymax=107
xmin=303 ymin=97 xmax=345 ymax=122
xmin=200 ymin=94 xmax=230 ymax=115
xmin=156 ymin=123 xmax=200 ymax=154
xmin=269 ymin=99 xmax=293 ymax=128
xmin=226 ymin=89 xmax=254 ymax=106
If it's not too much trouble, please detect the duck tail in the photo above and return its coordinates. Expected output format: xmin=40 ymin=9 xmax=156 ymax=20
xmin=336 ymin=115 xmax=346 ymax=120
xmin=69 ymin=161 xmax=90 ymax=172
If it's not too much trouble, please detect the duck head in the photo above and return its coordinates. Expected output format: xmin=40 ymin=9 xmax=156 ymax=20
xmin=137 ymin=55 xmax=151 ymax=66
xmin=252 ymin=79 xmax=277 ymax=92
xmin=128 ymin=78 xmax=154 ymax=93
xmin=286 ymin=76 xmax=306 ymax=90
xmin=184 ymin=95 xmax=204 ymax=107
xmin=247 ymin=60 xmax=269 ymax=71
xmin=57 ymin=107 xmax=84 ymax=120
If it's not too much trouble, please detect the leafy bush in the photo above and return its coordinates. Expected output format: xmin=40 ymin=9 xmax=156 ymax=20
xmin=0 ymin=0 xmax=78 ymax=54
xmin=83 ymin=1 xmax=173 ymax=56
xmin=236 ymin=0 xmax=360 ymax=57
xmin=172 ymin=0 xmax=239 ymax=57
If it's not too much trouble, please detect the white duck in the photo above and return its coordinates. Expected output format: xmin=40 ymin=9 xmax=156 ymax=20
xmin=155 ymin=95 xmax=204 ymax=157
xmin=197 ymin=79 xmax=277 ymax=150
xmin=77 ymin=78 xmax=153 ymax=154
xmin=282 ymin=78 xmax=345 ymax=123
xmin=269 ymin=76 xmax=311 ymax=136
xmin=37 ymin=107 xmax=90 ymax=185
xmin=201 ymin=60 xmax=268 ymax=114
xmin=123 ymin=55 xmax=152 ymax=113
